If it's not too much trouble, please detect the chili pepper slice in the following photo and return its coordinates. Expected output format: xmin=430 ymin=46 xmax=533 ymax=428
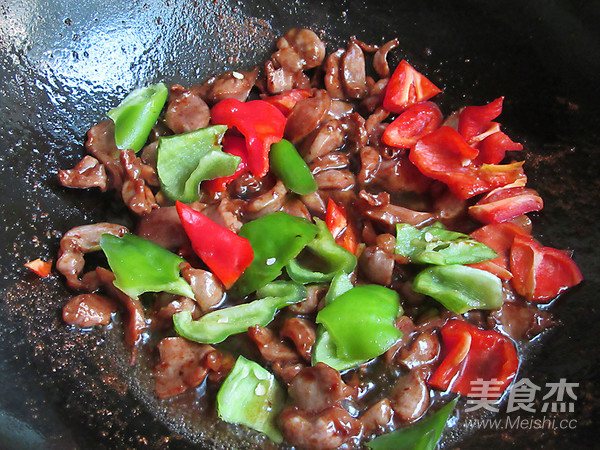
xmin=173 ymin=281 xmax=306 ymax=344
xmin=469 ymin=185 xmax=544 ymax=224
xmin=383 ymin=60 xmax=442 ymax=114
xmin=217 ymin=356 xmax=285 ymax=443
xmin=269 ymin=139 xmax=317 ymax=195
xmin=211 ymin=98 xmax=287 ymax=178
xmin=412 ymin=265 xmax=504 ymax=313
xmin=100 ymin=233 xmax=194 ymax=299
xmin=107 ymin=82 xmax=168 ymax=153
xmin=176 ymin=201 xmax=253 ymax=289
xmin=24 ymin=258 xmax=52 ymax=277
xmin=157 ymin=125 xmax=241 ymax=202
xmin=382 ymin=101 xmax=443 ymax=149
xmin=232 ymin=212 xmax=318 ymax=297
xmin=510 ymin=234 xmax=583 ymax=302
xmin=325 ymin=199 xmax=359 ymax=254
xmin=286 ymin=218 xmax=357 ymax=284
xmin=203 ymin=135 xmax=249 ymax=195
xmin=316 ymin=285 xmax=402 ymax=360
xmin=262 ymin=89 xmax=312 ymax=116
xmin=428 ymin=319 xmax=519 ymax=399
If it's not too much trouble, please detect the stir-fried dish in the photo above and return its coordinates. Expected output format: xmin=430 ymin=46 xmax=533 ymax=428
xmin=40 ymin=28 xmax=584 ymax=448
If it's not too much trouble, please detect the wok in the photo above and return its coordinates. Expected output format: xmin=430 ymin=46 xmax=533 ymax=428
xmin=0 ymin=0 xmax=599 ymax=448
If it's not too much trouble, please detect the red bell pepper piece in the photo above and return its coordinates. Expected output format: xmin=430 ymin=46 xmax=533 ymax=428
xmin=203 ymin=135 xmax=249 ymax=195
xmin=382 ymin=101 xmax=443 ymax=148
xmin=458 ymin=97 xmax=523 ymax=164
xmin=262 ymin=89 xmax=312 ymax=117
xmin=175 ymin=201 xmax=254 ymax=289
xmin=469 ymin=184 xmax=544 ymax=224
xmin=325 ymin=199 xmax=358 ymax=255
xmin=468 ymin=222 xmax=531 ymax=280
xmin=24 ymin=258 xmax=52 ymax=277
xmin=383 ymin=60 xmax=442 ymax=114
xmin=429 ymin=320 xmax=519 ymax=399
xmin=211 ymin=98 xmax=286 ymax=178
xmin=409 ymin=126 xmax=525 ymax=199
xmin=510 ymin=234 xmax=583 ymax=302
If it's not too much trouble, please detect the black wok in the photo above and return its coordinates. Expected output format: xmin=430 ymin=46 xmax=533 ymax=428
xmin=1 ymin=0 xmax=599 ymax=448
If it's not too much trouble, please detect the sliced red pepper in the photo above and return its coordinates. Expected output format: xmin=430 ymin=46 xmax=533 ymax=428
xmin=468 ymin=222 xmax=531 ymax=280
xmin=262 ymin=89 xmax=311 ymax=117
xmin=382 ymin=101 xmax=443 ymax=148
xmin=203 ymin=135 xmax=249 ymax=195
xmin=325 ymin=199 xmax=358 ymax=255
xmin=475 ymin=130 xmax=523 ymax=165
xmin=510 ymin=234 xmax=583 ymax=302
xmin=175 ymin=201 xmax=254 ymax=289
xmin=429 ymin=320 xmax=519 ymax=399
xmin=383 ymin=60 xmax=442 ymax=114
xmin=409 ymin=126 xmax=525 ymax=199
xmin=211 ymin=98 xmax=286 ymax=178
xmin=469 ymin=185 xmax=544 ymax=224
xmin=24 ymin=258 xmax=52 ymax=277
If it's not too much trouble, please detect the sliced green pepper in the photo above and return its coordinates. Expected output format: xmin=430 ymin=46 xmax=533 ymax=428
xmin=269 ymin=139 xmax=317 ymax=195
xmin=316 ymin=285 xmax=402 ymax=360
xmin=366 ymin=398 xmax=458 ymax=450
xmin=107 ymin=82 xmax=168 ymax=153
xmin=173 ymin=281 xmax=306 ymax=344
xmin=412 ymin=264 xmax=503 ymax=313
xmin=100 ymin=233 xmax=193 ymax=299
xmin=286 ymin=218 xmax=357 ymax=284
xmin=395 ymin=222 xmax=497 ymax=265
xmin=323 ymin=271 xmax=354 ymax=306
xmin=217 ymin=356 xmax=285 ymax=443
xmin=157 ymin=125 xmax=241 ymax=203
xmin=233 ymin=212 xmax=318 ymax=297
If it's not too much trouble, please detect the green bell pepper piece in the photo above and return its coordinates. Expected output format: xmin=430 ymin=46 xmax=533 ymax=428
xmin=395 ymin=222 xmax=497 ymax=265
xmin=269 ymin=139 xmax=317 ymax=195
xmin=316 ymin=285 xmax=402 ymax=360
xmin=173 ymin=281 xmax=306 ymax=344
xmin=232 ymin=212 xmax=318 ymax=297
xmin=366 ymin=398 xmax=458 ymax=450
xmin=323 ymin=271 xmax=354 ymax=306
xmin=412 ymin=264 xmax=503 ymax=313
xmin=156 ymin=125 xmax=241 ymax=203
xmin=107 ymin=82 xmax=168 ymax=153
xmin=286 ymin=218 xmax=357 ymax=284
xmin=100 ymin=233 xmax=194 ymax=299
xmin=217 ymin=356 xmax=285 ymax=443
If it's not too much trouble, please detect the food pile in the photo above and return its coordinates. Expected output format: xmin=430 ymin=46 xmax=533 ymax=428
xmin=49 ymin=28 xmax=583 ymax=448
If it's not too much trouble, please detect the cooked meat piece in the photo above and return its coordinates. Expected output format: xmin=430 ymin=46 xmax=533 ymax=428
xmin=309 ymin=151 xmax=350 ymax=174
xmin=248 ymin=325 xmax=300 ymax=362
xmin=147 ymin=121 xmax=172 ymax=143
xmin=324 ymin=49 xmax=345 ymax=100
xmin=201 ymin=67 xmax=259 ymax=105
xmin=433 ymin=188 xmax=467 ymax=220
xmin=272 ymin=361 xmax=306 ymax=385
xmin=373 ymin=38 xmax=399 ymax=78
xmin=300 ymin=191 xmax=327 ymax=217
xmin=149 ymin=295 xmax=199 ymax=330
xmin=288 ymin=362 xmax=349 ymax=413
xmin=396 ymin=331 xmax=440 ymax=370
xmin=360 ymin=398 xmax=394 ymax=435
xmin=285 ymin=90 xmax=332 ymax=144
xmin=58 ymin=155 xmax=107 ymax=191
xmin=180 ymin=262 xmax=225 ymax=312
xmin=273 ymin=28 xmax=326 ymax=72
xmin=362 ymin=203 xmax=434 ymax=231
xmin=120 ymin=149 xmax=158 ymax=214
xmin=358 ymin=146 xmax=382 ymax=185
xmin=300 ymin=119 xmax=345 ymax=163
xmin=352 ymin=37 xmax=379 ymax=53
xmin=202 ymin=197 xmax=245 ymax=233
xmin=230 ymin=172 xmax=269 ymax=200
xmin=360 ymin=78 xmax=388 ymax=114
xmin=341 ymin=40 xmax=367 ymax=99
xmin=488 ymin=302 xmax=554 ymax=341
xmin=140 ymin=141 xmax=158 ymax=170
xmin=282 ymin=197 xmax=311 ymax=220
xmin=373 ymin=154 xmax=433 ymax=193
xmin=359 ymin=245 xmax=395 ymax=286
xmin=280 ymin=405 xmax=362 ymax=450
xmin=56 ymin=223 xmax=129 ymax=291
xmin=327 ymin=100 xmax=354 ymax=119
xmin=136 ymin=206 xmax=187 ymax=250
xmin=264 ymin=60 xmax=295 ymax=94
xmin=165 ymin=84 xmax=210 ymax=134
xmin=375 ymin=233 xmax=397 ymax=254
xmin=62 ymin=294 xmax=117 ymax=327
xmin=384 ymin=315 xmax=417 ymax=364
xmin=85 ymin=119 xmax=124 ymax=190
xmin=288 ymin=284 xmax=324 ymax=315
xmin=245 ymin=180 xmax=287 ymax=219
xmin=390 ymin=370 xmax=430 ymax=422
xmin=314 ymin=169 xmax=355 ymax=191
xmin=280 ymin=318 xmax=316 ymax=362
xmin=341 ymin=112 xmax=368 ymax=152
xmin=204 ymin=350 xmax=235 ymax=382
xmin=153 ymin=337 xmax=215 ymax=399
xmin=365 ymin=106 xmax=390 ymax=136
xmin=359 ymin=189 xmax=390 ymax=207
